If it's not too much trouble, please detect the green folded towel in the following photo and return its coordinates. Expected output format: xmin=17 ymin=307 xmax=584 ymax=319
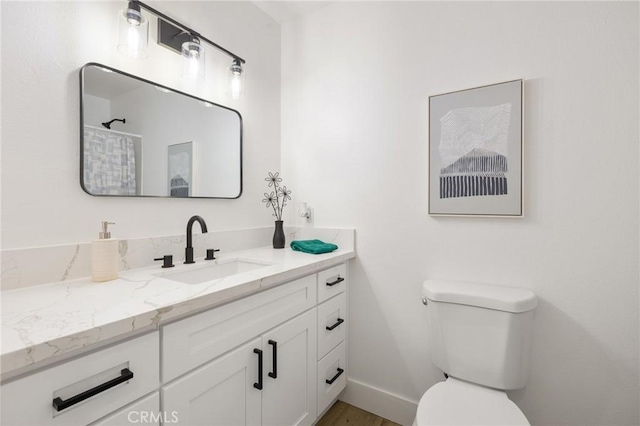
xmin=290 ymin=239 xmax=338 ymax=254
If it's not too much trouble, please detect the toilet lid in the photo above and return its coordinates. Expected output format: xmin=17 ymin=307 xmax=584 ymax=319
xmin=416 ymin=378 xmax=529 ymax=426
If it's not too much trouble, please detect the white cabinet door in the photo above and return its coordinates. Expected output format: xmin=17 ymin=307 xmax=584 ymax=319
xmin=162 ymin=338 xmax=262 ymax=426
xmin=262 ymin=309 xmax=317 ymax=426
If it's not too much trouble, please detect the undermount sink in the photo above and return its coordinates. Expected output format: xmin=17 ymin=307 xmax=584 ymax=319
xmin=157 ymin=259 xmax=274 ymax=285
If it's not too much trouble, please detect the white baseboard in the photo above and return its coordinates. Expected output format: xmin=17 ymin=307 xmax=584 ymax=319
xmin=340 ymin=378 xmax=419 ymax=426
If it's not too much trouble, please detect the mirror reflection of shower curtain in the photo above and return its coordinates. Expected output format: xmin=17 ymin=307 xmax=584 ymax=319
xmin=83 ymin=126 xmax=138 ymax=195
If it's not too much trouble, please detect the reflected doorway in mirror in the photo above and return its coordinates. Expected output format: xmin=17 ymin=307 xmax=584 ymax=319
xmin=168 ymin=142 xmax=193 ymax=197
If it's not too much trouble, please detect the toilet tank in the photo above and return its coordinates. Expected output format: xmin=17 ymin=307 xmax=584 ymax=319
xmin=423 ymin=280 xmax=537 ymax=390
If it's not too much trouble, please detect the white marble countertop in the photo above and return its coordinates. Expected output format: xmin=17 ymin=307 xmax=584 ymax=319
xmin=1 ymin=245 xmax=355 ymax=378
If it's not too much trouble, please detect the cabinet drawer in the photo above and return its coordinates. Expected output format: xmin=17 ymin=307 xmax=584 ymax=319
xmin=317 ymin=263 xmax=347 ymax=303
xmin=1 ymin=332 xmax=159 ymax=426
xmin=317 ymin=341 xmax=347 ymax=416
xmin=91 ymin=392 xmax=160 ymax=426
xmin=317 ymin=293 xmax=347 ymax=360
xmin=162 ymin=275 xmax=317 ymax=382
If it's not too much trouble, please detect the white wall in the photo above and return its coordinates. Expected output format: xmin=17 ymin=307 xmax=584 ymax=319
xmin=281 ymin=2 xmax=639 ymax=425
xmin=83 ymin=94 xmax=110 ymax=128
xmin=1 ymin=1 xmax=281 ymax=248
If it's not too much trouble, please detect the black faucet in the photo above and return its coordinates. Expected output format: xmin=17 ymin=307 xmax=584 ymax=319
xmin=185 ymin=215 xmax=208 ymax=264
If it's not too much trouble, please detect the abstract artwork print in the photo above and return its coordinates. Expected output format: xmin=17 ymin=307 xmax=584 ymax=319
xmin=428 ymin=79 xmax=523 ymax=217
xmin=438 ymin=104 xmax=511 ymax=199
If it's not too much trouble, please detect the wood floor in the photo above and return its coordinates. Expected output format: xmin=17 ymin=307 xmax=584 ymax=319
xmin=316 ymin=401 xmax=402 ymax=426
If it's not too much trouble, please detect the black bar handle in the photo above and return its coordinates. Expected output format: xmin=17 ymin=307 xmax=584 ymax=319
xmin=253 ymin=349 xmax=263 ymax=390
xmin=326 ymin=368 xmax=344 ymax=385
xmin=326 ymin=318 xmax=345 ymax=331
xmin=326 ymin=276 xmax=344 ymax=287
xmin=268 ymin=340 xmax=277 ymax=379
xmin=52 ymin=368 xmax=134 ymax=412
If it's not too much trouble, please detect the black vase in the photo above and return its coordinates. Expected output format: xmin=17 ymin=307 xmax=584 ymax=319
xmin=273 ymin=220 xmax=285 ymax=249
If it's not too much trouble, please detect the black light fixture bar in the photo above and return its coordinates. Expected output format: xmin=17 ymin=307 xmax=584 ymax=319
xmin=132 ymin=0 xmax=246 ymax=64
xmin=158 ymin=19 xmax=194 ymax=55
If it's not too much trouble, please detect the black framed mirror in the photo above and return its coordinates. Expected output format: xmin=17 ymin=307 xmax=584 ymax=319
xmin=80 ymin=63 xmax=242 ymax=198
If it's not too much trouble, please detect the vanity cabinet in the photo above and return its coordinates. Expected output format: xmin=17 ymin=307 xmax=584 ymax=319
xmin=0 ymin=261 xmax=349 ymax=426
xmin=161 ymin=263 xmax=347 ymax=426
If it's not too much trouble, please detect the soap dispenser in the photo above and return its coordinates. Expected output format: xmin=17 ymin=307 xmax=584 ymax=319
xmin=91 ymin=221 xmax=119 ymax=282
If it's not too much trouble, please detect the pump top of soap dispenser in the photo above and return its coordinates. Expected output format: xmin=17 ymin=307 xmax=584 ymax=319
xmin=99 ymin=221 xmax=116 ymax=239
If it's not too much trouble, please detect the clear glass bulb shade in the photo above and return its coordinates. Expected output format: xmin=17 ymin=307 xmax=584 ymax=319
xmin=117 ymin=9 xmax=148 ymax=59
xmin=228 ymin=62 xmax=245 ymax=100
xmin=181 ymin=41 xmax=205 ymax=81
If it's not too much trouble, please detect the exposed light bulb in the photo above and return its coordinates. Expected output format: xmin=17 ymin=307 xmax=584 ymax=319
xmin=187 ymin=56 xmax=199 ymax=78
xmin=127 ymin=26 xmax=140 ymax=54
xmin=231 ymin=76 xmax=242 ymax=100
xmin=188 ymin=46 xmax=200 ymax=59
xmin=126 ymin=11 xmax=141 ymax=25
xmin=228 ymin=59 xmax=244 ymax=100
xmin=181 ymin=38 xmax=205 ymax=81
xmin=117 ymin=2 xmax=148 ymax=59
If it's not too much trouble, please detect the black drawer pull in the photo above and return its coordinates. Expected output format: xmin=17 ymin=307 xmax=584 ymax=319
xmin=326 ymin=318 xmax=344 ymax=331
xmin=253 ymin=348 xmax=263 ymax=390
xmin=52 ymin=368 xmax=134 ymax=412
xmin=326 ymin=277 xmax=344 ymax=287
xmin=268 ymin=340 xmax=278 ymax=379
xmin=326 ymin=368 xmax=344 ymax=385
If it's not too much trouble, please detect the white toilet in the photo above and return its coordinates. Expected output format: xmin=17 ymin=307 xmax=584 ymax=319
xmin=414 ymin=280 xmax=537 ymax=426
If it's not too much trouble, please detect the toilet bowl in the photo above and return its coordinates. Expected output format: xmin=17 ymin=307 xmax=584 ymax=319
xmin=417 ymin=280 xmax=537 ymax=426
xmin=413 ymin=377 xmax=529 ymax=426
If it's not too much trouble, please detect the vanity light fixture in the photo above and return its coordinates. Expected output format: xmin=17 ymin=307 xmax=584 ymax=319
xmin=228 ymin=59 xmax=244 ymax=100
xmin=116 ymin=0 xmax=246 ymax=94
xmin=117 ymin=1 xmax=149 ymax=59
xmin=181 ymin=37 xmax=205 ymax=82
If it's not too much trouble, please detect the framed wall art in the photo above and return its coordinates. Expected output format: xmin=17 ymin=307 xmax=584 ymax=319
xmin=428 ymin=79 xmax=523 ymax=217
